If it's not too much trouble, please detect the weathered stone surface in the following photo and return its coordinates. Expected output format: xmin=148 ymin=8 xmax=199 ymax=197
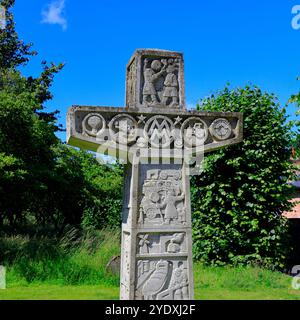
xmin=120 ymin=162 xmax=194 ymax=300
xmin=67 ymin=106 xmax=243 ymax=155
xmin=126 ymin=49 xmax=185 ymax=111
xmin=106 ymin=255 xmax=121 ymax=275
xmin=66 ymin=48 xmax=243 ymax=300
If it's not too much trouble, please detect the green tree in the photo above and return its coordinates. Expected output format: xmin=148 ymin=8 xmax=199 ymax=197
xmin=0 ymin=0 xmax=36 ymax=69
xmin=0 ymin=1 xmax=123 ymax=231
xmin=0 ymin=0 xmax=63 ymax=227
xmin=45 ymin=145 xmax=123 ymax=230
xmin=288 ymin=77 xmax=300 ymax=158
xmin=191 ymin=85 xmax=295 ymax=269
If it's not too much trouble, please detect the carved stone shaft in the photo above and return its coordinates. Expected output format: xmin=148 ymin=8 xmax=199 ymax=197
xmin=120 ymin=162 xmax=194 ymax=300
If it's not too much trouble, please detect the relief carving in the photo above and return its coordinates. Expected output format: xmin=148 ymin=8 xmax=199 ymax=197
xmin=82 ymin=113 xmax=106 ymax=137
xmin=109 ymin=114 xmax=138 ymax=144
xmin=137 ymin=232 xmax=186 ymax=255
xmin=142 ymin=58 xmax=180 ymax=108
xmin=138 ymin=169 xmax=186 ymax=226
xmin=167 ymin=233 xmax=185 ymax=253
xmin=144 ymin=115 xmax=175 ymax=148
xmin=138 ymin=234 xmax=150 ymax=254
xmin=157 ymin=262 xmax=189 ymax=300
xmin=210 ymin=118 xmax=232 ymax=141
xmin=135 ymin=259 xmax=189 ymax=300
xmin=181 ymin=117 xmax=208 ymax=148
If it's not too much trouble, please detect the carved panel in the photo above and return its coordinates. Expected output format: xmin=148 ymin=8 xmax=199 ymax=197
xmin=124 ymin=49 xmax=185 ymax=110
xmin=135 ymin=259 xmax=189 ymax=300
xmin=137 ymin=232 xmax=187 ymax=255
xmin=138 ymin=169 xmax=186 ymax=226
xmin=141 ymin=58 xmax=180 ymax=109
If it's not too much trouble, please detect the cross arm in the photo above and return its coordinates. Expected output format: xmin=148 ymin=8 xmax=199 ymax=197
xmin=67 ymin=105 xmax=243 ymax=155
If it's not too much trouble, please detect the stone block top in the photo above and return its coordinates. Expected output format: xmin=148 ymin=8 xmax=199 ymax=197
xmin=126 ymin=49 xmax=185 ymax=111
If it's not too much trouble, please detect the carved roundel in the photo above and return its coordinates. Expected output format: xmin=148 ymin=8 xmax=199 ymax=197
xmin=181 ymin=117 xmax=208 ymax=148
xmin=210 ymin=118 xmax=232 ymax=141
xmin=82 ymin=113 xmax=106 ymax=137
xmin=109 ymin=114 xmax=138 ymax=144
xmin=144 ymin=115 xmax=175 ymax=148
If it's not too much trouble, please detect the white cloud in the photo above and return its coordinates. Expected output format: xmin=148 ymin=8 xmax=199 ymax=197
xmin=41 ymin=0 xmax=67 ymax=31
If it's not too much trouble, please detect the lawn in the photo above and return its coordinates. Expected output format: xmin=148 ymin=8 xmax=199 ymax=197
xmin=1 ymin=263 xmax=299 ymax=300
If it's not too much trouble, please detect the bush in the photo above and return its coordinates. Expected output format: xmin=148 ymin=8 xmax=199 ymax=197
xmin=191 ymin=85 xmax=295 ymax=269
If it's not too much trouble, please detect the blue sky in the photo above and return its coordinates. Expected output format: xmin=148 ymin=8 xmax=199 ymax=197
xmin=11 ymin=0 xmax=300 ymax=141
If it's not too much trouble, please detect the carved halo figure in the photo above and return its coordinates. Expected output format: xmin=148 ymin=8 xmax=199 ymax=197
xmin=143 ymin=59 xmax=166 ymax=106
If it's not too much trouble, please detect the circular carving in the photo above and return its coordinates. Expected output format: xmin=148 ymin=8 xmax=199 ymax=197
xmin=210 ymin=118 xmax=232 ymax=141
xmin=82 ymin=113 xmax=106 ymax=137
xmin=109 ymin=114 xmax=138 ymax=144
xmin=144 ymin=115 xmax=175 ymax=148
xmin=181 ymin=117 xmax=208 ymax=148
xmin=150 ymin=192 xmax=160 ymax=203
xmin=146 ymin=208 xmax=158 ymax=220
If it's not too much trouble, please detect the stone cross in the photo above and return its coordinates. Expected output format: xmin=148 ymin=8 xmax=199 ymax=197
xmin=67 ymin=49 xmax=243 ymax=300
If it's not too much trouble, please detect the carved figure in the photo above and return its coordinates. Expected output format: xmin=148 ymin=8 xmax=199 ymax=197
xmin=161 ymin=59 xmax=179 ymax=107
xmin=138 ymin=234 xmax=150 ymax=254
xmin=161 ymin=189 xmax=185 ymax=224
xmin=169 ymin=262 xmax=189 ymax=300
xmin=143 ymin=59 xmax=166 ymax=106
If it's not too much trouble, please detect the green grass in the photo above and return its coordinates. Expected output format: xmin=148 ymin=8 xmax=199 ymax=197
xmin=1 ymin=228 xmax=121 ymax=287
xmin=0 ymin=263 xmax=299 ymax=300
xmin=193 ymin=264 xmax=300 ymax=300
xmin=0 ymin=229 xmax=300 ymax=300
xmin=0 ymin=284 xmax=119 ymax=300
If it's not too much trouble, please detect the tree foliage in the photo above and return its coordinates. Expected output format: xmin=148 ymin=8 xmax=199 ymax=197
xmin=288 ymin=77 xmax=300 ymax=158
xmin=0 ymin=0 xmax=37 ymax=69
xmin=191 ymin=85 xmax=295 ymax=269
xmin=0 ymin=0 xmax=123 ymax=232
